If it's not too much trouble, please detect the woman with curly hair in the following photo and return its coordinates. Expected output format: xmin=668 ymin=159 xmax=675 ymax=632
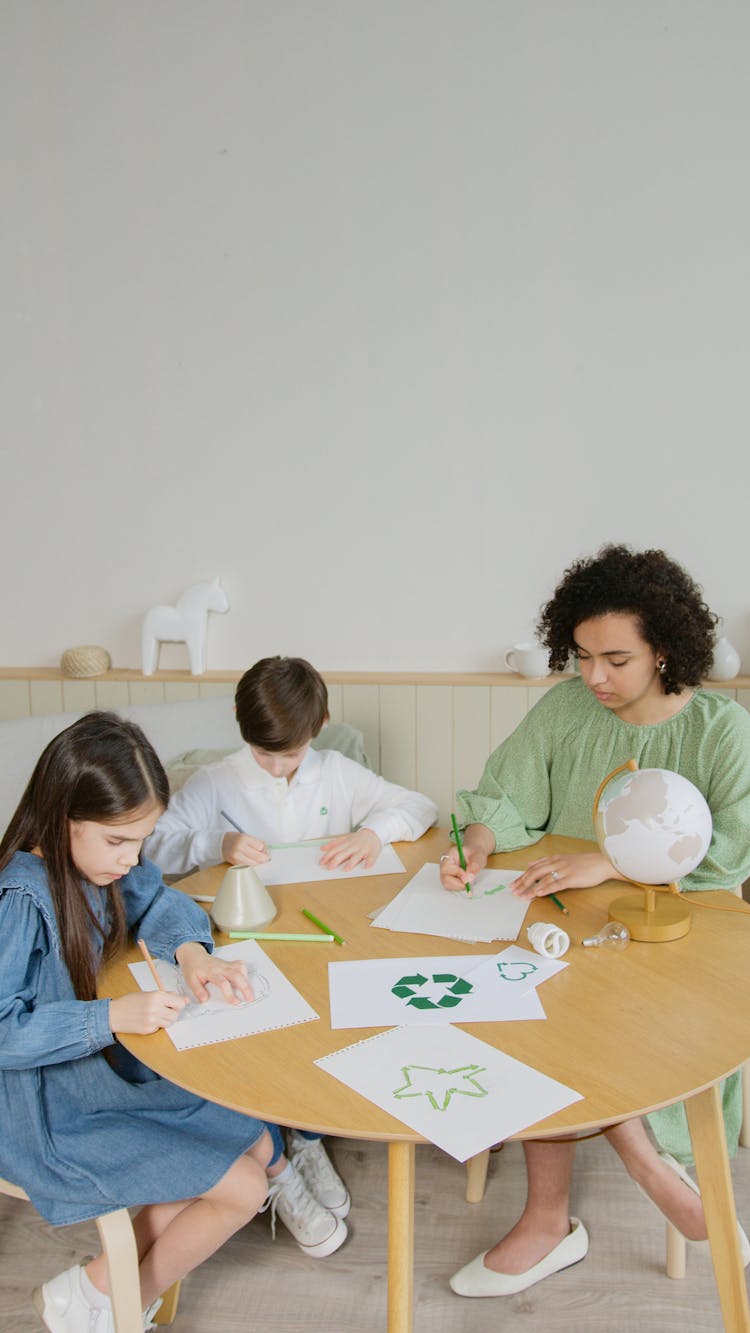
xmin=441 ymin=544 xmax=750 ymax=1297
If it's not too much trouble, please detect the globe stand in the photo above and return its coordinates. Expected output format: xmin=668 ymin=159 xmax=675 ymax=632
xmin=608 ymin=882 xmax=691 ymax=942
xmin=593 ymin=758 xmax=701 ymax=943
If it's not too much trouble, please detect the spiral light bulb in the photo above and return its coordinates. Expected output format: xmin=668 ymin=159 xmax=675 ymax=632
xmin=582 ymin=920 xmax=631 ymax=950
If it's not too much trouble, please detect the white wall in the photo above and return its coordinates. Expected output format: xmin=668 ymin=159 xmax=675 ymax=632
xmin=2 ymin=1 xmax=749 ymax=672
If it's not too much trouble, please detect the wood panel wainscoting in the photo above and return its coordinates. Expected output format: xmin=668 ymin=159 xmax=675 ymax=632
xmin=1 ymin=668 xmax=749 ymax=828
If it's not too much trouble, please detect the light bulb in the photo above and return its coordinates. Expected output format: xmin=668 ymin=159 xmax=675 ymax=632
xmin=582 ymin=920 xmax=631 ymax=950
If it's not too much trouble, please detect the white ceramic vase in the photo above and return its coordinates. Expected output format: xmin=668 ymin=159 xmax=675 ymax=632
xmin=707 ymin=636 xmax=741 ymax=681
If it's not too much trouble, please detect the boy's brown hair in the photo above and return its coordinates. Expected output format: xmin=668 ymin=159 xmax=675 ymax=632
xmin=235 ymin=657 xmax=328 ymax=750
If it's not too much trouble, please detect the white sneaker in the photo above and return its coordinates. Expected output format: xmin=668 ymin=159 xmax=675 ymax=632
xmin=287 ymin=1131 xmax=351 ymax=1219
xmin=32 ymin=1265 xmax=114 ymax=1333
xmin=143 ymin=1296 xmax=163 ymax=1330
xmin=33 ymin=1263 xmax=162 ymax=1332
xmin=263 ymin=1163 xmax=347 ymax=1258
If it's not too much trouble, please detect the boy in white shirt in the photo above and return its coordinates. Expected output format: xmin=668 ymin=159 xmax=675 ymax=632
xmin=146 ymin=656 xmax=437 ymax=875
xmin=145 ymin=656 xmax=437 ymax=1259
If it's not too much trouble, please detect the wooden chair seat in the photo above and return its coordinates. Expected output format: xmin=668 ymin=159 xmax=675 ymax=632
xmin=0 ymin=1178 xmax=180 ymax=1328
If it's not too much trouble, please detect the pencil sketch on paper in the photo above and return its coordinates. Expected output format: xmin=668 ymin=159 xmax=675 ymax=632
xmin=392 ymin=1062 xmax=489 ymax=1112
xmin=155 ymin=959 xmax=270 ymax=1023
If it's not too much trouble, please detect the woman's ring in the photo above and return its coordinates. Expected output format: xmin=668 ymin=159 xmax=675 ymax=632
xmin=440 ymin=853 xmax=450 ymax=863
xmin=551 ymin=870 xmax=559 ymax=882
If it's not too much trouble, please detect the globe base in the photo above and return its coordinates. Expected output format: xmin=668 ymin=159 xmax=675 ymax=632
xmin=608 ymin=891 xmax=691 ymax=942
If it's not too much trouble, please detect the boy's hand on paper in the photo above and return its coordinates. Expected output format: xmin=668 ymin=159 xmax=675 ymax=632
xmin=439 ymin=846 xmax=487 ymax=893
xmin=176 ymin=942 xmax=254 ymax=1004
xmin=221 ymin=832 xmax=270 ymax=866
xmin=319 ymin=828 xmax=382 ymax=871
xmin=510 ymin=852 xmax=621 ymax=898
xmin=109 ymin=990 xmax=188 ymax=1035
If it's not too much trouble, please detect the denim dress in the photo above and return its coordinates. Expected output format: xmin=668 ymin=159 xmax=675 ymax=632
xmin=0 ymin=851 xmax=267 ymax=1225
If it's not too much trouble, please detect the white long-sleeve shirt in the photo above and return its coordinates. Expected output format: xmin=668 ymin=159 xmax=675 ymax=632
xmin=145 ymin=745 xmax=438 ymax=875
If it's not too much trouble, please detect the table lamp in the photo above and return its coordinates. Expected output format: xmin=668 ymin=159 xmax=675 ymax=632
xmin=592 ymin=759 xmax=712 ymax=942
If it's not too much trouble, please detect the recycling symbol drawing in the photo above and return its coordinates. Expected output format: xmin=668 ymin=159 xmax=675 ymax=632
xmin=391 ymin=971 xmax=474 ymax=1010
xmin=495 ymin=961 xmax=537 ymax=982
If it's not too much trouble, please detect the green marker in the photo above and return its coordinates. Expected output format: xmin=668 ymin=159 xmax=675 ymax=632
xmin=450 ymin=813 xmax=472 ymax=895
xmin=228 ymin=931 xmax=335 ymax=942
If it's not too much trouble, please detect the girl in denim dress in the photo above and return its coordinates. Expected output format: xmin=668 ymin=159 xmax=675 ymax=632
xmin=0 ymin=713 xmax=275 ymax=1333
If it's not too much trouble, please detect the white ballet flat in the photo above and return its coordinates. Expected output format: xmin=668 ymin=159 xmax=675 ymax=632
xmin=659 ymin=1152 xmax=750 ymax=1266
xmin=449 ymin=1217 xmax=589 ymax=1297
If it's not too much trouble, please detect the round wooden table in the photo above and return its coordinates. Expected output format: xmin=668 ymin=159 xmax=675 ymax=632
xmin=100 ymin=830 xmax=750 ymax=1332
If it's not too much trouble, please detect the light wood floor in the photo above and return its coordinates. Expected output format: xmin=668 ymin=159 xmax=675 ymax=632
xmin=2 ymin=1134 xmax=748 ymax=1332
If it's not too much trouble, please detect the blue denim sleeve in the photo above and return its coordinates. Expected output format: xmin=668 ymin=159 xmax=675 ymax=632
xmin=123 ymin=858 xmax=214 ymax=961
xmin=0 ymin=891 xmax=114 ymax=1070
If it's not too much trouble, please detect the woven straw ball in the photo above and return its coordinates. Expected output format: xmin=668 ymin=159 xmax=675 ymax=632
xmin=60 ymin=645 xmax=111 ymax=678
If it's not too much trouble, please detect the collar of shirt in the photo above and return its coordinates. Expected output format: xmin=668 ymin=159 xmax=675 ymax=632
xmin=232 ymin=744 xmax=323 ymax=790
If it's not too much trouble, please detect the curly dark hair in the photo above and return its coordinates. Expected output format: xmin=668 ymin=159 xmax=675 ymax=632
xmin=537 ymin=545 xmax=717 ymax=694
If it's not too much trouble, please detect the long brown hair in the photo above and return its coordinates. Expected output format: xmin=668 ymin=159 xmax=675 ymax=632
xmin=0 ymin=712 xmax=169 ymax=1000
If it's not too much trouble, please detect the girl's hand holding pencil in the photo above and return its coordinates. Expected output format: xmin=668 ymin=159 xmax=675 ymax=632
xmin=109 ymin=989 xmax=189 ymax=1035
xmin=109 ymin=937 xmax=190 ymax=1034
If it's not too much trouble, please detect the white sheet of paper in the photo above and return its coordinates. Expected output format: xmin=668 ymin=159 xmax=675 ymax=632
xmin=328 ymin=954 xmax=547 ymax=1028
xmin=128 ymin=940 xmax=318 ymax=1050
xmin=316 ymin=1024 xmax=582 ymax=1162
xmin=254 ymin=842 xmax=405 ymax=886
xmin=464 ymin=945 xmax=568 ymax=997
xmin=371 ymin=863 xmax=530 ymax=942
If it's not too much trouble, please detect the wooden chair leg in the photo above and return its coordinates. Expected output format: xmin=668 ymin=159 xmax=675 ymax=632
xmin=153 ymin=1280 xmax=182 ymax=1324
xmin=666 ymin=1220 xmax=687 ymax=1279
xmin=96 ymin=1209 xmax=143 ymax=1333
xmin=740 ymin=1062 xmax=750 ymax=1148
xmin=465 ymin=1149 xmax=490 ymax=1203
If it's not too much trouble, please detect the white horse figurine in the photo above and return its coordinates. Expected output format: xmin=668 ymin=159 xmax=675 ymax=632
xmin=141 ymin=578 xmax=229 ymax=676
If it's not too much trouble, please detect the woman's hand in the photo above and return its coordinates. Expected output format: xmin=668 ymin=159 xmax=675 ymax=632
xmin=439 ymin=846 xmax=488 ymax=892
xmin=510 ymin=852 xmax=620 ymax=900
xmin=319 ymin=829 xmax=382 ymax=871
xmin=109 ymin=990 xmax=188 ymax=1035
xmin=221 ymin=832 xmax=269 ymax=866
xmin=175 ymin=942 xmax=254 ymax=1004
xmin=439 ymin=824 xmax=495 ymax=892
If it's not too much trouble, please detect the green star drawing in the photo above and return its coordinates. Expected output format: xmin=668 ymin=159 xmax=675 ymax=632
xmin=392 ymin=1062 xmax=489 ymax=1112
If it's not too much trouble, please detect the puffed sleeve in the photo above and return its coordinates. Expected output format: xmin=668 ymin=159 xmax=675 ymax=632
xmin=456 ymin=699 xmax=557 ymax=851
xmin=0 ymin=891 xmax=112 ymax=1069
xmin=122 ymin=859 xmax=214 ymax=959
xmin=680 ymin=704 xmax=750 ymax=891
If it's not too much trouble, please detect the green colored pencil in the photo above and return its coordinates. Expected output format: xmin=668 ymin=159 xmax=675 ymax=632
xmin=549 ymin=893 xmax=569 ymax=916
xmin=450 ymin=813 xmax=472 ymax=894
xmin=301 ymin=907 xmax=344 ymax=946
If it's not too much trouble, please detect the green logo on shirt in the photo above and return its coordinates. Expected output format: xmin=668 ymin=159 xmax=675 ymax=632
xmin=320 ymin=806 xmax=328 ymax=815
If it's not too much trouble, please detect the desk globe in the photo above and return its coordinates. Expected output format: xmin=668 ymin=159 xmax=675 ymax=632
xmin=592 ymin=759 xmax=712 ymax=942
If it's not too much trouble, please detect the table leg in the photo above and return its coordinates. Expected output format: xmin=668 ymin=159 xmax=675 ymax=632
xmin=685 ymin=1083 xmax=750 ymax=1332
xmin=388 ymin=1141 xmax=415 ymax=1333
